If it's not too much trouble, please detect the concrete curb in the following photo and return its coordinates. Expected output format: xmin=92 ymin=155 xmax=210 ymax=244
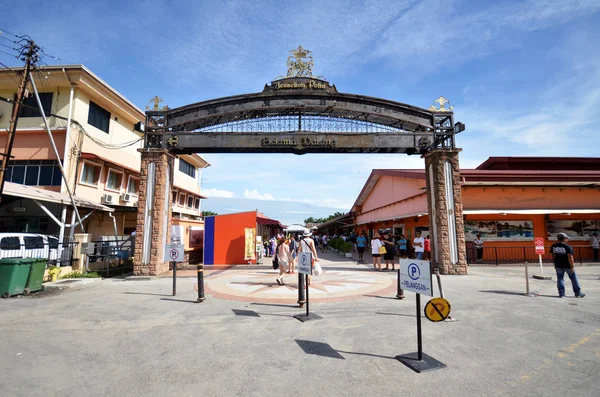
xmin=43 ymin=278 xmax=102 ymax=291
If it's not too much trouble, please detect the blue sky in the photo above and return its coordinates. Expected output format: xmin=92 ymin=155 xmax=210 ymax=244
xmin=2 ymin=0 xmax=599 ymax=225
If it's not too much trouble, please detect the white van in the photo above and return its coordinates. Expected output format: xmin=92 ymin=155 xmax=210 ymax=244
xmin=0 ymin=233 xmax=62 ymax=264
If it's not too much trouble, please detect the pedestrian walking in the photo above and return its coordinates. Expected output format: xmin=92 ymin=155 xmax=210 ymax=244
xmin=298 ymin=230 xmax=319 ymax=285
xmin=474 ymin=234 xmax=484 ymax=263
xmin=371 ymin=233 xmax=383 ymax=271
xmin=356 ymin=231 xmax=367 ymax=262
xmin=550 ymin=232 xmax=585 ymax=298
xmin=413 ymin=230 xmax=425 ymax=260
xmin=288 ymin=234 xmax=298 ymax=274
xmin=383 ymin=233 xmax=396 ymax=270
xmin=591 ymin=232 xmax=599 ymax=262
xmin=275 ymin=237 xmax=292 ymax=285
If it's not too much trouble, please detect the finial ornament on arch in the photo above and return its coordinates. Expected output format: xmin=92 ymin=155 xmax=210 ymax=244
xmin=277 ymin=45 xmax=326 ymax=80
xmin=429 ymin=96 xmax=453 ymax=112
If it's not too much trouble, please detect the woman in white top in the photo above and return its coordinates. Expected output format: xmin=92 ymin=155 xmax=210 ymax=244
xmin=371 ymin=233 xmax=383 ymax=271
xmin=298 ymin=231 xmax=319 ymax=285
xmin=275 ymin=237 xmax=293 ymax=285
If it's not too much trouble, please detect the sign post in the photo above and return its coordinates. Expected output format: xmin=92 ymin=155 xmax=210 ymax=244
xmin=166 ymin=243 xmax=184 ymax=296
xmin=532 ymin=237 xmax=551 ymax=280
xmin=396 ymin=259 xmax=446 ymax=373
xmin=294 ymin=251 xmax=320 ymax=322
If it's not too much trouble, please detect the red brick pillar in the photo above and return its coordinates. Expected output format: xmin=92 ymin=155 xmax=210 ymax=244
xmin=424 ymin=149 xmax=467 ymax=275
xmin=133 ymin=149 xmax=174 ymax=276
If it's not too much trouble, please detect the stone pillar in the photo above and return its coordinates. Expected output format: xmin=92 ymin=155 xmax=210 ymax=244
xmin=133 ymin=149 xmax=174 ymax=276
xmin=424 ymin=149 xmax=467 ymax=275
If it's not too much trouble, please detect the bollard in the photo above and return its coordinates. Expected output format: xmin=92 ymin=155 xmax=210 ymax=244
xmin=172 ymin=261 xmax=177 ymax=296
xmin=396 ymin=266 xmax=405 ymax=299
xmin=196 ymin=263 xmax=205 ymax=302
xmin=297 ymin=271 xmax=305 ymax=307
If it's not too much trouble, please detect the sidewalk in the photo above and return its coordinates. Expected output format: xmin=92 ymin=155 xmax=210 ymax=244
xmin=1 ymin=256 xmax=598 ymax=397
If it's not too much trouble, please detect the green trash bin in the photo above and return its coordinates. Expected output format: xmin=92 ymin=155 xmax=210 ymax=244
xmin=0 ymin=258 xmax=33 ymax=298
xmin=25 ymin=259 xmax=47 ymax=294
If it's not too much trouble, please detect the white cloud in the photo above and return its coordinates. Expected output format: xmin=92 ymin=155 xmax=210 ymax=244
xmin=243 ymin=189 xmax=275 ymax=201
xmin=373 ymin=0 xmax=600 ymax=76
xmin=203 ymin=188 xmax=235 ymax=198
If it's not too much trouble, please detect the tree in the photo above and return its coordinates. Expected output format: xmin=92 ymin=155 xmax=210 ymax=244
xmin=304 ymin=212 xmax=346 ymax=225
xmin=202 ymin=211 xmax=218 ymax=216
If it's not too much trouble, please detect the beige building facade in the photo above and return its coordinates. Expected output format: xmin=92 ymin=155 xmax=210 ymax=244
xmin=0 ymin=65 xmax=208 ymax=252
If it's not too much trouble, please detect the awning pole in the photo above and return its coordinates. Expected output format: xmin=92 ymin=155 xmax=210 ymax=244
xmin=30 ymin=74 xmax=85 ymax=232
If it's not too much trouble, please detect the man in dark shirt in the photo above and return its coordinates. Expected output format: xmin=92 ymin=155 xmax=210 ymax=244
xmin=550 ymin=233 xmax=585 ymax=298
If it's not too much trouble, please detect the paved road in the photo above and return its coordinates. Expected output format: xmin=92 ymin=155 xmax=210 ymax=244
xmin=1 ymin=255 xmax=599 ymax=397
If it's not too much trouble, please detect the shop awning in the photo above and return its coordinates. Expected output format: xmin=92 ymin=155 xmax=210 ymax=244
xmin=3 ymin=182 xmax=114 ymax=212
xmin=257 ymin=216 xmax=284 ymax=228
xmin=463 ymin=209 xmax=600 ymax=215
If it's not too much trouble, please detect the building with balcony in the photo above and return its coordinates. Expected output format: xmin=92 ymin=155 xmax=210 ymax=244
xmin=0 ymin=65 xmax=209 ymax=255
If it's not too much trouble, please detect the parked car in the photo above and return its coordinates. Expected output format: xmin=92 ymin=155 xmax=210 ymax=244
xmin=0 ymin=233 xmax=71 ymax=265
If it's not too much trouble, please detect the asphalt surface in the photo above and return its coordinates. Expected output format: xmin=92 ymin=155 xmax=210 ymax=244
xmin=1 ymin=256 xmax=599 ymax=397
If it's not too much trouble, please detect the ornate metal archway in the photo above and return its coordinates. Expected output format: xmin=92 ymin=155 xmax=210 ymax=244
xmin=134 ymin=47 xmax=467 ymax=276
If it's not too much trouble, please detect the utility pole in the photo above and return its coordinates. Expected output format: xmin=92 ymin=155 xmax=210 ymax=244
xmin=0 ymin=40 xmax=38 ymax=203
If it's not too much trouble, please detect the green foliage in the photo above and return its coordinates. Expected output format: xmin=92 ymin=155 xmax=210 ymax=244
xmin=202 ymin=211 xmax=218 ymax=216
xmin=304 ymin=211 xmax=346 ymax=225
xmin=60 ymin=271 xmax=102 ymax=279
xmin=327 ymin=237 xmax=353 ymax=253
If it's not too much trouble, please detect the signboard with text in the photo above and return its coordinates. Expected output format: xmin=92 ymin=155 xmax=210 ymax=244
xmin=399 ymin=259 xmax=433 ymax=296
xmin=297 ymin=252 xmax=313 ymax=275
xmin=534 ymin=237 xmax=545 ymax=255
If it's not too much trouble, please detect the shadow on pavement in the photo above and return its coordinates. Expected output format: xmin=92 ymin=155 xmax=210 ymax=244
xmin=232 ymin=309 xmax=261 ymax=317
xmin=124 ymin=292 xmax=172 ymax=297
xmin=376 ymin=312 xmax=415 ymax=318
xmin=365 ymin=295 xmax=400 ymax=300
xmin=295 ymin=340 xmax=345 ymax=360
xmin=336 ymin=350 xmax=396 ymax=360
xmin=160 ymin=298 xmax=197 ymax=303
xmin=479 ymin=290 xmax=532 ymax=296
xmin=251 ymin=302 xmax=299 ymax=308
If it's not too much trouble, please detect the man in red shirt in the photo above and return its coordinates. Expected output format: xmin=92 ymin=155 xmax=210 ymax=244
xmin=424 ymin=235 xmax=431 ymax=260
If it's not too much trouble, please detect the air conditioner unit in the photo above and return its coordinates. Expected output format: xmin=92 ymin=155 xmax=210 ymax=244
xmin=121 ymin=193 xmax=132 ymax=203
xmin=101 ymin=194 xmax=114 ymax=204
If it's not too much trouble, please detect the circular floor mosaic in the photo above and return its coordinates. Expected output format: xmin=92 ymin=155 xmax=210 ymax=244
xmin=204 ymin=267 xmax=396 ymax=303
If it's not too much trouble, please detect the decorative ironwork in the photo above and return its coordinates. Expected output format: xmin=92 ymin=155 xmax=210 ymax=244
xmin=193 ymin=115 xmax=409 ymax=134
xmin=278 ymin=46 xmax=324 ymax=80
xmin=429 ymin=96 xmax=453 ymax=112
xmin=146 ymin=96 xmax=169 ymax=111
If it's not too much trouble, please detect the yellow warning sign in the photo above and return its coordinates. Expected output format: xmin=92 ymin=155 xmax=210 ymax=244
xmin=424 ymin=297 xmax=451 ymax=322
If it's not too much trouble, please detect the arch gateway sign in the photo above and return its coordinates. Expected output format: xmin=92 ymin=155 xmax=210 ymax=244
xmin=134 ymin=46 xmax=468 ymax=276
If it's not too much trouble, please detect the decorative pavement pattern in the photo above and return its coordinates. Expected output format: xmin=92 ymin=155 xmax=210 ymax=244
xmin=204 ymin=262 xmax=397 ymax=303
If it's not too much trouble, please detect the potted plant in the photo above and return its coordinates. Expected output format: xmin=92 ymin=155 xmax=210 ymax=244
xmin=341 ymin=242 xmax=353 ymax=258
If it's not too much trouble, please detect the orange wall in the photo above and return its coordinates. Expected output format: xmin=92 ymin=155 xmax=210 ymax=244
xmin=463 ymin=186 xmax=599 ymax=210
xmin=0 ymin=130 xmax=66 ymax=160
xmin=214 ymin=211 xmax=257 ymax=265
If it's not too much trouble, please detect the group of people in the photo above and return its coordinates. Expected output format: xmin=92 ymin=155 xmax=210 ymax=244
xmin=269 ymin=231 xmax=319 ymax=286
xmin=363 ymin=230 xmax=430 ymax=271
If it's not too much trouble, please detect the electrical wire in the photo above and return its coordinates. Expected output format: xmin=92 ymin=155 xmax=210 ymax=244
xmin=0 ymin=61 xmax=22 ymax=86
xmin=0 ymin=27 xmax=22 ymax=38
xmin=0 ymin=95 xmax=144 ymax=150
xmin=0 ymin=49 xmax=18 ymax=58
xmin=0 ymin=42 xmax=16 ymax=51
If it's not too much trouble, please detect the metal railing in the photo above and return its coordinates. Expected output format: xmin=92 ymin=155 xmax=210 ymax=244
xmin=467 ymin=245 xmax=599 ymax=266
xmin=87 ymin=237 xmax=134 ymax=277
xmin=0 ymin=239 xmax=79 ymax=267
